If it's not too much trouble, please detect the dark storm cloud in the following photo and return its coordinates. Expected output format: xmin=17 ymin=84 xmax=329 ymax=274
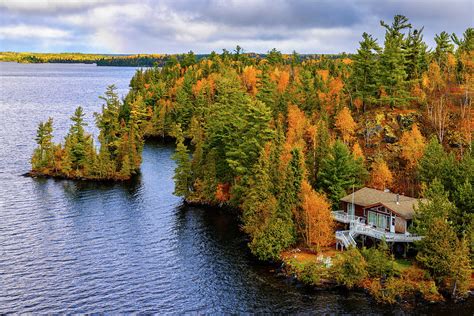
xmin=167 ymin=0 xmax=363 ymax=28
xmin=0 ymin=0 xmax=472 ymax=53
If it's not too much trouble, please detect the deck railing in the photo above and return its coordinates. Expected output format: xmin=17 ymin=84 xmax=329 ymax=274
xmin=335 ymin=230 xmax=357 ymax=249
xmin=332 ymin=211 xmax=423 ymax=244
xmin=332 ymin=210 xmax=365 ymax=224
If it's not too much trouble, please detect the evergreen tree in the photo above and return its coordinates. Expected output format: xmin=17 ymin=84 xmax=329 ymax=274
xmin=266 ymin=48 xmax=284 ymax=65
xmin=361 ymin=240 xmax=396 ymax=278
xmin=65 ymin=106 xmax=89 ymax=172
xmin=206 ymin=72 xmax=273 ymax=181
xmin=172 ymin=125 xmax=192 ymax=197
xmin=418 ymin=137 xmax=451 ymax=185
xmin=242 ymin=146 xmax=275 ymax=237
xmin=96 ymin=85 xmax=121 ymax=161
xmin=32 ymin=117 xmax=54 ymax=170
xmin=279 ymin=148 xmax=304 ymax=219
xmin=317 ymin=140 xmax=367 ymax=208
xmin=412 ymin=179 xmax=456 ymax=236
xmin=416 ymin=218 xmax=471 ymax=298
xmin=351 ymin=32 xmax=381 ymax=110
xmin=379 ymin=15 xmax=411 ymax=107
xmin=452 ymin=180 xmax=474 ymax=237
xmin=434 ymin=31 xmax=454 ymax=70
xmin=332 ymin=247 xmax=368 ymax=288
xmin=405 ymin=27 xmax=429 ymax=80
xmin=312 ymin=119 xmax=331 ymax=187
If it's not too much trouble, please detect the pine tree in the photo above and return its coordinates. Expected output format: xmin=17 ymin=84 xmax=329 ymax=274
xmin=412 ymin=179 xmax=455 ymax=236
xmin=332 ymin=247 xmax=368 ymax=289
xmin=278 ymin=148 xmax=303 ymax=223
xmin=317 ymin=140 xmax=367 ymax=208
xmin=32 ymin=117 xmax=54 ymax=171
xmin=379 ymin=15 xmax=412 ymax=107
xmin=416 ymin=218 xmax=471 ymax=298
xmin=96 ymin=85 xmax=121 ymax=161
xmin=96 ymin=133 xmax=116 ymax=178
xmin=452 ymin=180 xmax=474 ymax=237
xmin=242 ymin=145 xmax=275 ymax=237
xmin=405 ymin=27 xmax=429 ymax=81
xmin=65 ymin=106 xmax=89 ymax=173
xmin=434 ymin=31 xmax=454 ymax=70
xmin=351 ymin=32 xmax=381 ymax=110
xmin=418 ymin=137 xmax=450 ymax=184
xmin=172 ymin=124 xmax=192 ymax=197
xmin=119 ymin=154 xmax=131 ymax=178
xmin=312 ymin=119 xmax=331 ymax=186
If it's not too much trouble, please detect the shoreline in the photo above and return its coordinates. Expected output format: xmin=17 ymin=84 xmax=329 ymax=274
xmin=23 ymin=172 xmax=472 ymax=307
xmin=24 ymin=144 xmax=472 ymax=307
xmin=23 ymin=170 xmax=138 ymax=183
xmin=183 ymin=198 xmax=471 ymax=307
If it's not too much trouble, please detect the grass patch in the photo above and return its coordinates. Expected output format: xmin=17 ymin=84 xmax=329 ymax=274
xmin=394 ymin=258 xmax=413 ymax=272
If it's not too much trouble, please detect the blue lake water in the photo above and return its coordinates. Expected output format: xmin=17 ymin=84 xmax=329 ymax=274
xmin=0 ymin=62 xmax=472 ymax=313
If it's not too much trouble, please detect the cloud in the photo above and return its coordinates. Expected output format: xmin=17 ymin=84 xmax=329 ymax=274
xmin=0 ymin=0 xmax=114 ymax=14
xmin=0 ymin=0 xmax=472 ymax=53
xmin=0 ymin=24 xmax=70 ymax=39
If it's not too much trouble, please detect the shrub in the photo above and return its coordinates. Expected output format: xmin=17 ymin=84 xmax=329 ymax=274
xmin=299 ymin=261 xmax=330 ymax=285
xmin=331 ymin=247 xmax=368 ymax=288
xmin=360 ymin=241 xmax=397 ymax=278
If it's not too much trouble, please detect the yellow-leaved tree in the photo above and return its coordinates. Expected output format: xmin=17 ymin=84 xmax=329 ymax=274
xmin=352 ymin=142 xmax=365 ymax=161
xmin=335 ymin=107 xmax=357 ymax=144
xmin=399 ymin=124 xmax=426 ymax=168
xmin=369 ymin=158 xmax=394 ymax=190
xmin=299 ymin=181 xmax=335 ymax=250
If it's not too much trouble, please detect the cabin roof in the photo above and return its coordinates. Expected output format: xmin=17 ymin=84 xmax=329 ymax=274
xmin=341 ymin=187 xmax=422 ymax=219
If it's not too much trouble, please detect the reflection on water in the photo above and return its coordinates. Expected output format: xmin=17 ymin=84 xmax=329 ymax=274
xmin=0 ymin=63 xmax=472 ymax=313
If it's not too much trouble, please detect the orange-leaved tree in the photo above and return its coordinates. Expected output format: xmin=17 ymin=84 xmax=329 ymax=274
xmin=241 ymin=66 xmax=260 ymax=96
xmin=285 ymin=104 xmax=308 ymax=150
xmin=300 ymin=180 xmax=335 ymax=250
xmin=399 ymin=124 xmax=426 ymax=168
xmin=369 ymin=158 xmax=394 ymax=190
xmin=352 ymin=142 xmax=365 ymax=161
xmin=335 ymin=107 xmax=357 ymax=144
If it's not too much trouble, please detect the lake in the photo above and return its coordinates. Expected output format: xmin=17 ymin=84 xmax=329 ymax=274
xmin=0 ymin=62 xmax=472 ymax=314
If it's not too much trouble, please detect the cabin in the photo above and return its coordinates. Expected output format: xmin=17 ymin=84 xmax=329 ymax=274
xmin=339 ymin=187 xmax=423 ymax=234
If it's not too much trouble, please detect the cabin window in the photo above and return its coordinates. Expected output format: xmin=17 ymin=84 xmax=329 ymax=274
xmin=368 ymin=211 xmax=390 ymax=231
xmin=368 ymin=212 xmax=376 ymax=226
xmin=348 ymin=203 xmax=355 ymax=216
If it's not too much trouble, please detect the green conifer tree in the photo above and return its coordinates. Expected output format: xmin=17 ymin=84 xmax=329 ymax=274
xmin=317 ymin=140 xmax=367 ymax=208
xmin=351 ymin=32 xmax=381 ymax=110
xmin=172 ymin=125 xmax=192 ymax=197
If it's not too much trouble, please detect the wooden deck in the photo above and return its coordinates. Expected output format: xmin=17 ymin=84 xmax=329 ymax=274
xmin=332 ymin=211 xmax=423 ymax=249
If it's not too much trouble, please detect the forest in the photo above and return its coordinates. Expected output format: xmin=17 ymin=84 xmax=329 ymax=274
xmin=31 ymin=16 xmax=472 ymax=301
xmin=1 ymin=51 xmax=338 ymax=67
xmin=0 ymin=52 xmax=170 ymax=67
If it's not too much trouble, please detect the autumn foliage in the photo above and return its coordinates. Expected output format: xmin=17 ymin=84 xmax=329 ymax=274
xmin=300 ymin=181 xmax=335 ymax=249
xmin=335 ymin=107 xmax=357 ymax=144
xmin=399 ymin=124 xmax=426 ymax=168
xmin=369 ymin=158 xmax=394 ymax=190
xmin=215 ymin=183 xmax=231 ymax=202
xmin=31 ymin=17 xmax=473 ymax=299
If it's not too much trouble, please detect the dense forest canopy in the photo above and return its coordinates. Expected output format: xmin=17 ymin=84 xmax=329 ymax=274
xmin=31 ymin=15 xmax=473 ymax=299
xmin=0 ymin=51 xmax=336 ymax=67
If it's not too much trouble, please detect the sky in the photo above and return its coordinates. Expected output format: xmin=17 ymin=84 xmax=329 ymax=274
xmin=0 ymin=0 xmax=472 ymax=54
